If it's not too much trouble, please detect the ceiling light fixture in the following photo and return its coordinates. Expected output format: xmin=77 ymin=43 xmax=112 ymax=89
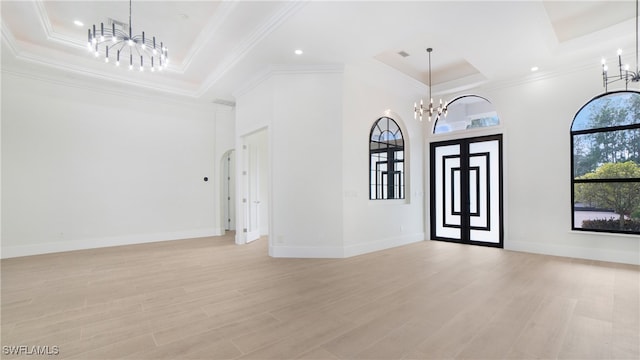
xmin=414 ymin=48 xmax=447 ymax=122
xmin=294 ymin=49 xmax=303 ymax=55
xmin=601 ymin=0 xmax=639 ymax=91
xmin=87 ymin=0 xmax=168 ymax=72
xmin=74 ymin=20 xmax=84 ymax=27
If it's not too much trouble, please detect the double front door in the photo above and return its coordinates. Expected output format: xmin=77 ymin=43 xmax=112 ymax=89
xmin=430 ymin=135 xmax=503 ymax=247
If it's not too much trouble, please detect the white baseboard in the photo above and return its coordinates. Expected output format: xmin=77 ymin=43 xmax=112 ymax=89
xmin=269 ymin=233 xmax=425 ymax=259
xmin=344 ymin=233 xmax=424 ymax=258
xmin=269 ymin=244 xmax=344 ymax=258
xmin=1 ymin=228 xmax=223 ymax=259
xmin=505 ymin=240 xmax=640 ymax=265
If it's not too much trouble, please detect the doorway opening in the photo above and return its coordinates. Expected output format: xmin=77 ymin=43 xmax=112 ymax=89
xmin=240 ymin=128 xmax=269 ymax=244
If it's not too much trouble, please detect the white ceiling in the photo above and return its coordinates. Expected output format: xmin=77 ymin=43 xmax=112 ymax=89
xmin=2 ymin=0 xmax=638 ymax=103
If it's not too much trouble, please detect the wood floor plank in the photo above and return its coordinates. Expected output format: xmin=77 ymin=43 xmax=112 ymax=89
xmin=558 ymin=315 xmax=613 ymax=359
xmin=2 ymin=233 xmax=638 ymax=359
xmin=67 ymin=334 xmax=156 ymax=360
xmin=322 ymin=300 xmax=429 ymax=359
xmin=612 ymin=264 xmax=640 ymax=359
xmin=298 ymin=346 xmax=340 ymax=359
xmin=156 ymin=311 xmax=281 ymax=350
xmin=237 ymin=316 xmax=349 ymax=359
xmin=505 ymin=295 xmax=577 ymax=359
xmin=454 ymin=293 xmax=545 ymax=359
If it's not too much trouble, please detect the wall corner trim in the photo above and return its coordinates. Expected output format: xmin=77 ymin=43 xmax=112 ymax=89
xmin=344 ymin=233 xmax=424 ymax=258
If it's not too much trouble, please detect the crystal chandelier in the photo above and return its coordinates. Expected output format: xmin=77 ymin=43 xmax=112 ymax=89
xmin=601 ymin=0 xmax=639 ymax=91
xmin=414 ymin=48 xmax=447 ymax=122
xmin=87 ymin=0 xmax=168 ymax=72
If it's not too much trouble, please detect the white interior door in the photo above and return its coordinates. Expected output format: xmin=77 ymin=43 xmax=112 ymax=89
xmin=430 ymin=135 xmax=503 ymax=247
xmin=433 ymin=144 xmax=462 ymax=240
xmin=245 ymin=144 xmax=260 ymax=243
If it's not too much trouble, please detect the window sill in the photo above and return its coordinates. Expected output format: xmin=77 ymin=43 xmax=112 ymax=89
xmin=569 ymin=230 xmax=640 ymax=239
xmin=368 ymin=199 xmax=409 ymax=205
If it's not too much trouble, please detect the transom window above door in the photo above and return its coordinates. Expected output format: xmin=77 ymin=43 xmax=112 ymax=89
xmin=434 ymin=95 xmax=499 ymax=134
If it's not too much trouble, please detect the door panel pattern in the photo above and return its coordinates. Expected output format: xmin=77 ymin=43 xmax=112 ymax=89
xmin=431 ymin=135 xmax=503 ymax=247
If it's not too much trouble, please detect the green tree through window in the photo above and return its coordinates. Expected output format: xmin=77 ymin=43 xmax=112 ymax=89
xmin=571 ymin=91 xmax=640 ymax=234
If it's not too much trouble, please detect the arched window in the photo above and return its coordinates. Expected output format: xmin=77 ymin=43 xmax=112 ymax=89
xmin=370 ymin=117 xmax=404 ymax=200
xmin=571 ymin=90 xmax=640 ymax=235
xmin=433 ymin=95 xmax=499 ymax=134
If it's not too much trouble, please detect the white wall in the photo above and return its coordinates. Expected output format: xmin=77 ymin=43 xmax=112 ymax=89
xmin=341 ymin=60 xmax=426 ymax=256
xmin=235 ymin=67 xmax=345 ymax=257
xmin=270 ymin=70 xmax=344 ymax=257
xmin=1 ymin=72 xmax=220 ymax=258
xmin=5 ymin=57 xmax=636 ymax=265
xmin=478 ymin=66 xmax=640 ymax=265
xmin=215 ymin=105 xmax=236 ymax=173
xmin=235 ymin=62 xmax=427 ymax=258
xmin=235 ymin=77 xmax=274 ymax=137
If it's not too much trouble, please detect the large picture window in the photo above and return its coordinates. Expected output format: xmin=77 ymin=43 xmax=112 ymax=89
xmin=370 ymin=117 xmax=404 ymax=200
xmin=571 ymin=91 xmax=640 ymax=235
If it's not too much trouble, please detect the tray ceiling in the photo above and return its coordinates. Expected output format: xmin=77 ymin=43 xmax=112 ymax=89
xmin=2 ymin=1 xmax=637 ymax=102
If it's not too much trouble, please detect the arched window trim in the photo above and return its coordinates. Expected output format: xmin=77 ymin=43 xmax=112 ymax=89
xmin=432 ymin=94 xmax=500 ymax=135
xmin=570 ymin=90 xmax=640 ymax=236
xmin=369 ymin=116 xmax=406 ymax=200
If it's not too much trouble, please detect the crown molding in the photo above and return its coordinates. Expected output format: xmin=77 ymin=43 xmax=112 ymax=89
xmin=212 ymin=98 xmax=237 ymax=108
xmin=18 ymin=0 xmax=309 ymax=100
xmin=375 ymin=58 xmax=428 ymax=94
xmin=3 ymin=40 xmax=198 ymax=99
xmin=34 ymin=0 xmax=103 ymax=53
xmin=481 ymin=58 xmax=607 ymax=94
xmin=196 ymin=0 xmax=309 ymax=98
xmin=34 ymin=0 xmax=53 ymax=37
xmin=431 ymin=73 xmax=488 ymax=97
xmin=2 ymin=12 xmax=198 ymax=98
xmin=2 ymin=66 xmax=210 ymax=108
xmin=180 ymin=0 xmax=239 ymax=73
xmin=1 ymin=21 xmax=19 ymax=57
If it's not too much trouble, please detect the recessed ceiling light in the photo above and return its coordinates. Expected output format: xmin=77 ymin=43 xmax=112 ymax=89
xmin=294 ymin=49 xmax=303 ymax=55
xmin=531 ymin=66 xmax=539 ymax=72
xmin=73 ymin=20 xmax=84 ymax=27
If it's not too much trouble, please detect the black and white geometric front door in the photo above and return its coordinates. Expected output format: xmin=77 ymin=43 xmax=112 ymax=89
xmin=430 ymin=134 xmax=503 ymax=247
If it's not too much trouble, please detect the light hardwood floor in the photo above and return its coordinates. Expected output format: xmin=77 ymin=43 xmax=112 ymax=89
xmin=1 ymin=233 xmax=639 ymax=359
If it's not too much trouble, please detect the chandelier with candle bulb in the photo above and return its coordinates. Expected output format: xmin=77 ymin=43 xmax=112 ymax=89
xmin=414 ymin=48 xmax=448 ymax=122
xmin=601 ymin=0 xmax=639 ymax=91
xmin=87 ymin=0 xmax=168 ymax=72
